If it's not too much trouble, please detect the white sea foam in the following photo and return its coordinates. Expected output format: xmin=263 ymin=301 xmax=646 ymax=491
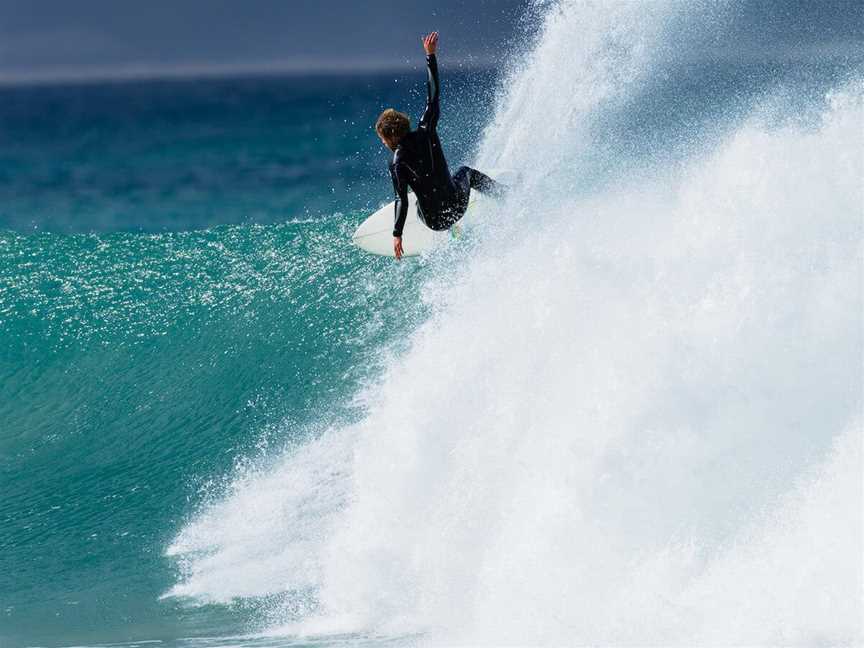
xmin=168 ymin=1 xmax=863 ymax=644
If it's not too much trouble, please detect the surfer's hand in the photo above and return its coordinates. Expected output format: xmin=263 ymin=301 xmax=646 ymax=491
xmin=393 ymin=236 xmax=404 ymax=260
xmin=422 ymin=32 xmax=438 ymax=55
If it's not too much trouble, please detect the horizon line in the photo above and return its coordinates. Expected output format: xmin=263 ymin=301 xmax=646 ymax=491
xmin=0 ymin=56 xmax=499 ymax=88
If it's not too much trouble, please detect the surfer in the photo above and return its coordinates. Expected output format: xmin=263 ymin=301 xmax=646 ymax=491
xmin=376 ymin=31 xmax=503 ymax=259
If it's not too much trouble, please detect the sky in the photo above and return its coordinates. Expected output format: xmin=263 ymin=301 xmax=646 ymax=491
xmin=0 ymin=0 xmax=528 ymax=82
xmin=0 ymin=0 xmax=861 ymax=84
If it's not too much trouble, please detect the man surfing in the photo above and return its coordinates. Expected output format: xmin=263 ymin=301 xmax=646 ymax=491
xmin=376 ymin=31 xmax=503 ymax=259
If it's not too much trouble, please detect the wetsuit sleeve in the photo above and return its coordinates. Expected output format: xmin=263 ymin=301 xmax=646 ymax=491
xmin=418 ymin=54 xmax=440 ymax=131
xmin=390 ymin=163 xmax=410 ymax=237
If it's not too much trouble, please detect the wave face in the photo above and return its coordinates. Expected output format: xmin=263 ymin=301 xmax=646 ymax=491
xmin=1 ymin=69 xmax=495 ymax=645
xmin=166 ymin=2 xmax=864 ymax=645
xmin=0 ymin=220 xmax=436 ymax=644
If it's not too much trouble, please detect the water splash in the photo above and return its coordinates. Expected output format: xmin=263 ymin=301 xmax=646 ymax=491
xmin=167 ymin=2 xmax=863 ymax=644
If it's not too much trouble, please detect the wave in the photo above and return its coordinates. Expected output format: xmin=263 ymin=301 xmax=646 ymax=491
xmin=166 ymin=1 xmax=863 ymax=644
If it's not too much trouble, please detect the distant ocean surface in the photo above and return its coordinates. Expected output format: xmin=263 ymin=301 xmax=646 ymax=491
xmin=0 ymin=68 xmax=495 ymax=233
xmin=2 ymin=2 xmax=863 ymax=647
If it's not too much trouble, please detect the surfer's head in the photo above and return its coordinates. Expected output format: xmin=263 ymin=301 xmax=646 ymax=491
xmin=376 ymin=109 xmax=410 ymax=150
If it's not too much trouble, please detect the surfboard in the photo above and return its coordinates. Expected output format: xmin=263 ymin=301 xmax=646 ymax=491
xmin=352 ymin=169 xmax=514 ymax=257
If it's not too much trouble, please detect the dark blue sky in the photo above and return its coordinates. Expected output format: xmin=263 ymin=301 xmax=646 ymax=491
xmin=0 ymin=1 xmax=860 ymax=83
xmin=0 ymin=0 xmax=527 ymax=82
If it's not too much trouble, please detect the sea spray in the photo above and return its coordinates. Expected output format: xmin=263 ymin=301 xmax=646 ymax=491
xmin=166 ymin=2 xmax=863 ymax=645
xmin=300 ymin=87 xmax=862 ymax=645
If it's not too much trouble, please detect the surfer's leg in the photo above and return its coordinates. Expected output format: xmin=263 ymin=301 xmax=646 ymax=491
xmin=453 ymin=166 xmax=506 ymax=198
xmin=451 ymin=166 xmax=472 ymax=197
xmin=467 ymin=167 xmax=498 ymax=193
xmin=441 ymin=166 xmax=505 ymax=229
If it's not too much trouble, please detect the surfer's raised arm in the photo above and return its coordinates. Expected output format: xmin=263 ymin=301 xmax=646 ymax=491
xmin=418 ymin=31 xmax=440 ymax=132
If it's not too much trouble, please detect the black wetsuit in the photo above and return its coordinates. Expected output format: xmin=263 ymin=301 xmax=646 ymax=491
xmin=390 ymin=54 xmax=499 ymax=237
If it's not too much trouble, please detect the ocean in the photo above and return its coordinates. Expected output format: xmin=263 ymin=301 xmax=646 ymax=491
xmin=1 ymin=1 xmax=862 ymax=646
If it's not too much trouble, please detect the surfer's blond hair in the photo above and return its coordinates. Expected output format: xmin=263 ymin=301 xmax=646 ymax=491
xmin=375 ymin=109 xmax=411 ymax=142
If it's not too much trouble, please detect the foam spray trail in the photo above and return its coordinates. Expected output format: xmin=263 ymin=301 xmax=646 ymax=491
xmin=302 ymin=91 xmax=863 ymax=645
xmin=476 ymin=0 xmax=674 ymax=196
xmin=167 ymin=1 xmax=864 ymax=644
xmin=165 ymin=429 xmax=354 ymax=603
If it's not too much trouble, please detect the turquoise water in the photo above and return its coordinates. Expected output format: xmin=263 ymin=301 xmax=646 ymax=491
xmin=0 ymin=70 xmax=490 ymax=645
xmin=3 ymin=2 xmax=863 ymax=646
xmin=1 ymin=222 xmax=421 ymax=641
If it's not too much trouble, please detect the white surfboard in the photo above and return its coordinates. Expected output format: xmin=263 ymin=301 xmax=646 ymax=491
xmin=352 ymin=169 xmax=514 ymax=257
